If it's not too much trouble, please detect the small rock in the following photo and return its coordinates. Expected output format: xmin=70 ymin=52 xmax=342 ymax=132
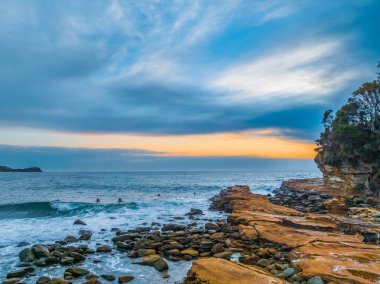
xmin=210 ymin=232 xmax=224 ymax=240
xmin=307 ymin=276 xmax=325 ymax=284
xmin=6 ymin=267 xmax=34 ymax=279
xmin=50 ymin=278 xmax=70 ymax=284
xmin=64 ymin=235 xmax=78 ymax=243
xmin=257 ymin=258 xmax=270 ymax=267
xmin=154 ymin=258 xmax=169 ymax=272
xmin=31 ymin=244 xmax=50 ymax=258
xmin=211 ymin=243 xmax=224 ymax=254
xmin=65 ymin=267 xmax=90 ymax=277
xmin=19 ymin=248 xmax=35 ymax=262
xmin=181 ymin=249 xmax=199 ymax=258
xmin=36 ymin=276 xmax=51 ymax=284
xmin=96 ymin=245 xmax=112 ymax=253
xmin=73 ymin=219 xmax=87 ymax=225
xmin=118 ymin=275 xmax=135 ymax=283
xmin=213 ymin=251 xmax=232 ymax=260
xmin=60 ymin=257 xmax=75 ymax=266
xmin=2 ymin=278 xmax=21 ymax=284
xmin=101 ymin=274 xmax=115 ymax=281
xmin=161 ymin=224 xmax=186 ymax=231
xmin=205 ymin=223 xmax=219 ymax=230
xmin=282 ymin=267 xmax=296 ymax=277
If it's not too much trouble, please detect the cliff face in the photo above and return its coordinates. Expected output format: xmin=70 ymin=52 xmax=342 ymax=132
xmin=315 ymin=152 xmax=378 ymax=194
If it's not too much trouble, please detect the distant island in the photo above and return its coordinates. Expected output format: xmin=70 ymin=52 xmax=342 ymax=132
xmin=0 ymin=166 xmax=42 ymax=172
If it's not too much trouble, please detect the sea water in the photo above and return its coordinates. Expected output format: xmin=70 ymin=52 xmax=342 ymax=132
xmin=0 ymin=171 xmax=320 ymax=283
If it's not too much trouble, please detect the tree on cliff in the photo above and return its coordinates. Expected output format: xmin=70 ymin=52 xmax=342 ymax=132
xmin=316 ymin=62 xmax=380 ymax=192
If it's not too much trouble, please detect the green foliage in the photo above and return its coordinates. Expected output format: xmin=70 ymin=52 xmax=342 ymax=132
xmin=316 ymin=62 xmax=380 ymax=190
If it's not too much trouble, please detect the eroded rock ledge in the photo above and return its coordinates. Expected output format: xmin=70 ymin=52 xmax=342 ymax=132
xmin=185 ymin=181 xmax=380 ymax=284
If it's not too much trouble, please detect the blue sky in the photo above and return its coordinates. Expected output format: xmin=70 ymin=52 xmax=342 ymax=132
xmin=0 ymin=0 xmax=379 ymax=170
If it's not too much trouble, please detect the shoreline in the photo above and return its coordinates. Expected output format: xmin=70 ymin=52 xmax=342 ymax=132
xmin=3 ymin=178 xmax=380 ymax=284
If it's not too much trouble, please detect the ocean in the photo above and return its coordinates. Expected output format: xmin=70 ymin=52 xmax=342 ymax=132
xmin=0 ymin=170 xmax=320 ymax=283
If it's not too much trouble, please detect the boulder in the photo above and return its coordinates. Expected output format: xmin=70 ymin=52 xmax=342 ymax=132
xmin=19 ymin=248 xmax=35 ymax=262
xmin=31 ymin=244 xmax=50 ymax=258
xmin=118 ymin=276 xmax=135 ymax=283
xmin=181 ymin=249 xmax=199 ymax=258
xmin=101 ymin=274 xmax=115 ymax=281
xmin=36 ymin=276 xmax=51 ymax=284
xmin=96 ymin=245 xmax=112 ymax=253
xmin=73 ymin=219 xmax=87 ymax=225
xmin=154 ymin=259 xmax=169 ymax=272
xmin=205 ymin=223 xmax=219 ymax=230
xmin=65 ymin=267 xmax=90 ymax=277
xmin=2 ymin=278 xmax=21 ymax=284
xmin=6 ymin=267 xmax=34 ymax=279
xmin=50 ymin=278 xmax=70 ymax=284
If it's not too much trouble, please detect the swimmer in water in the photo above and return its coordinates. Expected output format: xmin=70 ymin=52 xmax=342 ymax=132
xmin=158 ymin=193 xmax=161 ymax=197
xmin=96 ymin=198 xmax=100 ymax=203
xmin=118 ymin=198 xmax=122 ymax=203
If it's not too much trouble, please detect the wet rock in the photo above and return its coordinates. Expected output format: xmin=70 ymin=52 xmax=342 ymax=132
xmin=73 ymin=219 xmax=87 ymax=225
xmin=186 ymin=208 xmax=203 ymax=215
xmin=181 ymin=249 xmax=199 ymax=258
xmin=96 ymin=245 xmax=112 ymax=253
xmin=118 ymin=276 xmax=134 ymax=284
xmin=84 ymin=278 xmax=102 ymax=284
xmin=257 ymin=258 xmax=270 ymax=268
xmin=210 ymin=232 xmax=224 ymax=240
xmin=153 ymin=259 xmax=169 ymax=272
xmin=211 ymin=243 xmax=224 ymax=254
xmin=69 ymin=252 xmax=86 ymax=262
xmin=101 ymin=274 xmax=115 ymax=281
xmin=64 ymin=236 xmax=78 ymax=243
xmin=134 ymin=254 xmax=161 ymax=266
xmin=205 ymin=223 xmax=219 ymax=230
xmin=79 ymin=231 xmax=92 ymax=241
xmin=31 ymin=244 xmax=50 ymax=258
xmin=36 ymin=276 xmax=51 ymax=284
xmin=65 ymin=267 xmax=90 ymax=277
xmin=6 ymin=267 xmax=34 ymax=279
xmin=282 ymin=267 xmax=295 ymax=277
xmin=137 ymin=249 xmax=156 ymax=257
xmin=2 ymin=278 xmax=21 ymax=284
xmin=116 ymin=242 xmax=132 ymax=251
xmin=112 ymin=233 xmax=139 ymax=242
xmin=60 ymin=256 xmax=75 ymax=266
xmin=50 ymin=278 xmax=70 ymax=284
xmin=307 ymin=276 xmax=325 ymax=284
xmin=199 ymin=242 xmax=214 ymax=252
xmin=213 ymin=251 xmax=232 ymax=260
xmin=161 ymin=224 xmax=186 ymax=232
xmin=19 ymin=248 xmax=35 ymax=262
xmin=168 ymin=241 xmax=183 ymax=250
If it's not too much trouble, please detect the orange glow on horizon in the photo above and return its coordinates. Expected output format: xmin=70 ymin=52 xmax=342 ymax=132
xmin=63 ymin=130 xmax=315 ymax=159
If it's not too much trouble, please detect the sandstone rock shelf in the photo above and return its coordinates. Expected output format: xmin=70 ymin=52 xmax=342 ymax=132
xmin=190 ymin=180 xmax=380 ymax=284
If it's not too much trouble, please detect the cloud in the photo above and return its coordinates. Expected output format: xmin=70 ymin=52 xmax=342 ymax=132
xmin=0 ymin=0 xmax=377 ymax=145
xmin=212 ymin=38 xmax=364 ymax=106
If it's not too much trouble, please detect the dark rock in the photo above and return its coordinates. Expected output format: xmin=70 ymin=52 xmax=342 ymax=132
xmin=154 ymin=259 xmax=169 ymax=272
xmin=2 ymin=278 xmax=21 ymax=284
xmin=96 ymin=245 xmax=112 ymax=253
xmin=65 ymin=267 xmax=90 ymax=277
xmin=73 ymin=219 xmax=87 ymax=225
xmin=6 ymin=267 xmax=34 ymax=279
xmin=118 ymin=275 xmax=135 ymax=283
xmin=307 ymin=276 xmax=325 ymax=284
xmin=64 ymin=236 xmax=78 ymax=243
xmin=101 ymin=274 xmax=115 ymax=281
xmin=19 ymin=248 xmax=35 ymax=262
xmin=205 ymin=223 xmax=219 ymax=230
xmin=161 ymin=224 xmax=186 ymax=232
xmin=185 ymin=208 xmax=204 ymax=215
xmin=31 ymin=244 xmax=49 ymax=258
xmin=36 ymin=276 xmax=51 ymax=284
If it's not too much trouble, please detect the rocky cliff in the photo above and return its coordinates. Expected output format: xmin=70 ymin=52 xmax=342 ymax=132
xmin=315 ymin=152 xmax=379 ymax=195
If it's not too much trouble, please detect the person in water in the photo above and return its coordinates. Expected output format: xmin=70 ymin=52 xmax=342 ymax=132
xmin=96 ymin=198 xmax=100 ymax=203
xmin=118 ymin=198 xmax=122 ymax=203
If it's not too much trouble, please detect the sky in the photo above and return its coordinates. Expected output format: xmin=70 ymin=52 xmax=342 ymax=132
xmin=0 ymin=0 xmax=379 ymax=171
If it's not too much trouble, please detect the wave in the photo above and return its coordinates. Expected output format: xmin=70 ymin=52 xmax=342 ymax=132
xmin=0 ymin=201 xmax=139 ymax=220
